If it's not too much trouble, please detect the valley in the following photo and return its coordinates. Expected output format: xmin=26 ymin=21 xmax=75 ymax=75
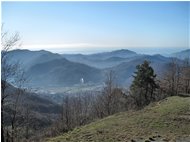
xmin=7 ymin=48 xmax=190 ymax=92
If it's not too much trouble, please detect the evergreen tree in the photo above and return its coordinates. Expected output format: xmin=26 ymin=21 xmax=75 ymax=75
xmin=130 ymin=60 xmax=158 ymax=107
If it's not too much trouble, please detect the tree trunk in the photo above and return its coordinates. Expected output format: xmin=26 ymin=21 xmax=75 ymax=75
xmin=1 ymin=87 xmax=5 ymax=142
xmin=145 ymin=85 xmax=149 ymax=105
xmin=1 ymin=100 xmax=5 ymax=142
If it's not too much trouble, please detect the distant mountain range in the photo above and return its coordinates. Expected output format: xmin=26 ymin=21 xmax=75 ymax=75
xmin=110 ymin=54 xmax=172 ymax=86
xmin=62 ymin=49 xmax=138 ymax=68
xmin=27 ymin=58 xmax=103 ymax=87
xmin=7 ymin=49 xmax=62 ymax=70
xmin=6 ymin=48 xmax=189 ymax=89
xmin=171 ymin=49 xmax=190 ymax=60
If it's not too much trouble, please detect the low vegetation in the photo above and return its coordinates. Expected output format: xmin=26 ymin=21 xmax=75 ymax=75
xmin=48 ymin=96 xmax=190 ymax=142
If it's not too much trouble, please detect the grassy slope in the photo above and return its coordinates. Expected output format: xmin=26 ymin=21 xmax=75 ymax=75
xmin=48 ymin=96 xmax=190 ymax=142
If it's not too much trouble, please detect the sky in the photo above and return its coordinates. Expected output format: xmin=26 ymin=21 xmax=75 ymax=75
xmin=1 ymin=1 xmax=190 ymax=54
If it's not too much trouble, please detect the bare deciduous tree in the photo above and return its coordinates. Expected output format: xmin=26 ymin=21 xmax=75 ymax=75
xmin=100 ymin=70 xmax=127 ymax=115
xmin=181 ymin=57 xmax=190 ymax=94
xmin=1 ymin=28 xmax=26 ymax=142
xmin=102 ymin=70 xmax=117 ymax=115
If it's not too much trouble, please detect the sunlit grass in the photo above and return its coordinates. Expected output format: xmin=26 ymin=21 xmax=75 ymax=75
xmin=48 ymin=96 xmax=190 ymax=142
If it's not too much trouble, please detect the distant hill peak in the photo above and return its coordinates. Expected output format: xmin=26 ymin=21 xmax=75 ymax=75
xmin=93 ymin=49 xmax=137 ymax=55
xmin=171 ymin=49 xmax=190 ymax=60
xmin=173 ymin=49 xmax=190 ymax=54
xmin=111 ymin=49 xmax=136 ymax=54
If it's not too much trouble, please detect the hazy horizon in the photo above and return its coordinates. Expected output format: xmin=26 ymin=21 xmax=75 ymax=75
xmin=17 ymin=46 xmax=188 ymax=55
xmin=2 ymin=1 xmax=189 ymax=54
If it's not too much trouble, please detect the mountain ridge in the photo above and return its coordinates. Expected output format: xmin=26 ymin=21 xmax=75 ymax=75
xmin=26 ymin=58 xmax=103 ymax=87
xmin=6 ymin=48 xmax=189 ymax=88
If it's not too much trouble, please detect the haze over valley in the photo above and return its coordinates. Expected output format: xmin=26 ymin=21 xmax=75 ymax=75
xmin=6 ymin=48 xmax=190 ymax=100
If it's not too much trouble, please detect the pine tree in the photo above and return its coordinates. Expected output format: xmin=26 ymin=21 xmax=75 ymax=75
xmin=130 ymin=60 xmax=158 ymax=107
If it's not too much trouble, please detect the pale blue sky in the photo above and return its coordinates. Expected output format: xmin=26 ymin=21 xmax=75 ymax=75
xmin=2 ymin=2 xmax=190 ymax=54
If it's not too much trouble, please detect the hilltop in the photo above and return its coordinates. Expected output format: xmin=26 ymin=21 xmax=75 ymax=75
xmin=171 ymin=49 xmax=190 ymax=60
xmin=48 ymin=96 xmax=190 ymax=142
